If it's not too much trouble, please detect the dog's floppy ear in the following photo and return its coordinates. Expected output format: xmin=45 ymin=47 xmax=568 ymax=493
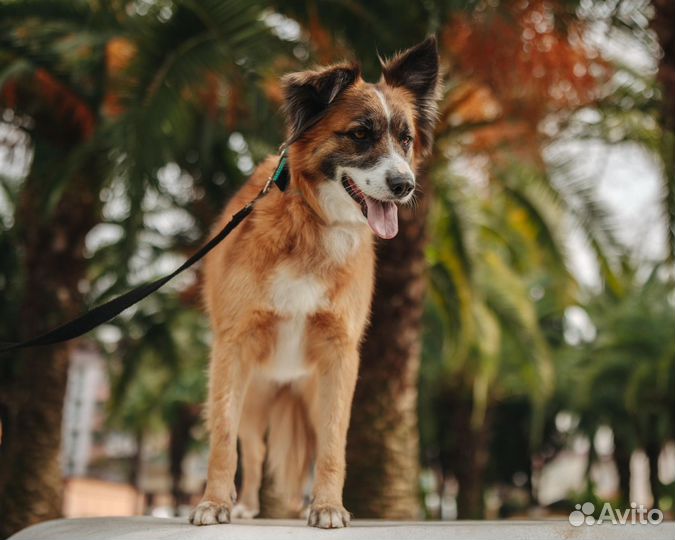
xmin=282 ymin=63 xmax=360 ymax=142
xmin=381 ymin=36 xmax=440 ymax=156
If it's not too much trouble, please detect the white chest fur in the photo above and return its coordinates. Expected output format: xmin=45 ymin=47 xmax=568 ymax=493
xmin=316 ymin=182 xmax=364 ymax=264
xmin=323 ymin=227 xmax=361 ymax=264
xmin=265 ymin=267 xmax=327 ymax=382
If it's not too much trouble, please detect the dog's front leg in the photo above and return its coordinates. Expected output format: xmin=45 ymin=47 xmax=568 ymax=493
xmin=190 ymin=340 xmax=251 ymax=526
xmin=308 ymin=346 xmax=359 ymax=528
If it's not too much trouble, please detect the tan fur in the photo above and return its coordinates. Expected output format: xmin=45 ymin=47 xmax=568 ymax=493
xmin=194 ymin=154 xmax=374 ymax=525
xmin=266 ymin=384 xmax=315 ymax=513
xmin=190 ymin=38 xmax=439 ymax=529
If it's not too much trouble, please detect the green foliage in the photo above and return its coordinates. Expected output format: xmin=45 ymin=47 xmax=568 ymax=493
xmin=1 ymin=0 xmax=673 ymax=520
xmin=0 ymin=0 xmax=286 ymax=449
xmin=104 ymin=296 xmax=210 ymax=438
xmin=560 ymin=266 xmax=675 ymax=448
xmin=424 ymin=160 xmax=571 ymax=445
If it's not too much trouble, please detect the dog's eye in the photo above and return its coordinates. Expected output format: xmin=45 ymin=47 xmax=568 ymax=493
xmin=350 ymin=128 xmax=370 ymax=141
xmin=400 ymin=133 xmax=413 ymax=150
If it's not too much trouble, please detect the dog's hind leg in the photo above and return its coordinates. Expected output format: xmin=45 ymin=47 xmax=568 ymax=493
xmin=267 ymin=384 xmax=315 ymax=517
xmin=190 ymin=339 xmax=252 ymax=526
xmin=232 ymin=376 xmax=275 ymax=519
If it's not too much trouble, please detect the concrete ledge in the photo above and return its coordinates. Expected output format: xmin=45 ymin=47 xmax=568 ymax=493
xmin=9 ymin=516 xmax=674 ymax=540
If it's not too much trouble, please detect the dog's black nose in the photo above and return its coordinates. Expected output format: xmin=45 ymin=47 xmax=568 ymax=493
xmin=386 ymin=172 xmax=415 ymax=198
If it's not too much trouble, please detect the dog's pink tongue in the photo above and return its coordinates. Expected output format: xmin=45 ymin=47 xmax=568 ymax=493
xmin=365 ymin=198 xmax=399 ymax=239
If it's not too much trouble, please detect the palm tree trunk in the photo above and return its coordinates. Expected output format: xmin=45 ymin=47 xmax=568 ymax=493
xmin=169 ymin=404 xmax=199 ymax=515
xmin=652 ymin=0 xmax=674 ymax=132
xmin=129 ymin=430 xmax=144 ymax=489
xmin=343 ymin=170 xmax=431 ymax=519
xmin=651 ymin=0 xmax=675 ymax=260
xmin=0 ymin=163 xmax=99 ymax=537
xmin=613 ymin=437 xmax=632 ymax=506
xmin=0 ymin=346 xmax=70 ymax=538
xmin=645 ymin=413 xmax=662 ymax=508
xmin=452 ymin=400 xmax=491 ymax=519
xmin=645 ymin=440 xmax=661 ymax=508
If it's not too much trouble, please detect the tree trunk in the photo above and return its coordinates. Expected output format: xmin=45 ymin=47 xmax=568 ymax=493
xmin=645 ymin=440 xmax=661 ymax=508
xmin=452 ymin=400 xmax=491 ymax=519
xmin=129 ymin=430 xmax=144 ymax=489
xmin=343 ymin=170 xmax=430 ymax=519
xmin=0 ymin=158 xmax=99 ymax=537
xmin=652 ymin=0 xmax=674 ymax=133
xmin=651 ymin=0 xmax=675 ymax=260
xmin=644 ymin=412 xmax=662 ymax=508
xmin=613 ymin=437 xmax=632 ymax=506
xmin=0 ymin=344 xmax=70 ymax=538
xmin=168 ymin=404 xmax=199 ymax=515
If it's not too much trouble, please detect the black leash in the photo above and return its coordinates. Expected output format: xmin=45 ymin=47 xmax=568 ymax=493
xmin=0 ymin=151 xmax=290 ymax=354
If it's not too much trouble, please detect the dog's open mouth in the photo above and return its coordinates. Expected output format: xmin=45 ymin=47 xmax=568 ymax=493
xmin=341 ymin=175 xmax=399 ymax=239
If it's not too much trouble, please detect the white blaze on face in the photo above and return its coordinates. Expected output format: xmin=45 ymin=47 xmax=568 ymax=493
xmin=331 ymin=89 xmax=415 ymax=239
xmin=371 ymin=88 xmax=415 ymax=198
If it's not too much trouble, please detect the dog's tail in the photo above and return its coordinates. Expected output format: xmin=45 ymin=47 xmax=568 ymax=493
xmin=266 ymin=386 xmax=314 ymax=515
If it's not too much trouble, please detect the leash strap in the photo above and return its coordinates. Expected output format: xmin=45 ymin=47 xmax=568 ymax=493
xmin=0 ymin=151 xmax=289 ymax=353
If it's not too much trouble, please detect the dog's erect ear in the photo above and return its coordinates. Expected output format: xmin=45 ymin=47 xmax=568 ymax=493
xmin=381 ymin=36 xmax=440 ymax=156
xmin=282 ymin=63 xmax=360 ymax=142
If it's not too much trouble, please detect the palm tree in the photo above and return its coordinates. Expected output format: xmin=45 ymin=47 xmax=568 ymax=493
xmin=650 ymin=0 xmax=675 ymax=261
xmin=270 ymin=0 xmax=443 ymax=518
xmin=0 ymin=4 xmax=114 ymax=533
xmin=421 ymin=158 xmax=573 ymax=517
xmin=411 ymin=0 xmax=666 ymax=517
xmin=559 ymin=265 xmax=675 ymax=508
xmin=0 ymin=1 xmax=281 ymax=535
xmin=1 ymin=1 xmax=670 ymax=531
xmin=273 ymin=0 xmax=625 ymax=518
xmin=103 ymin=301 xmax=210 ymax=513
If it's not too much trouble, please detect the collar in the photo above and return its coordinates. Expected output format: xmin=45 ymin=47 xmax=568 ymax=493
xmin=272 ymin=152 xmax=330 ymax=226
xmin=271 ymin=150 xmax=290 ymax=192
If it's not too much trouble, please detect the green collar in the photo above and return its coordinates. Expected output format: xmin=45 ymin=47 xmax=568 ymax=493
xmin=272 ymin=150 xmax=290 ymax=192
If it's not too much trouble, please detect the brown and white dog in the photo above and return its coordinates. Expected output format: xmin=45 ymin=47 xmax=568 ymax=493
xmin=190 ymin=37 xmax=440 ymax=529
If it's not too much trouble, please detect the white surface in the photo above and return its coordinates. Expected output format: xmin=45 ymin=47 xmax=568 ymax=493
xmin=9 ymin=516 xmax=675 ymax=540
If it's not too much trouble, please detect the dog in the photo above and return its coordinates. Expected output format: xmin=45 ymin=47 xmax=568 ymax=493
xmin=190 ymin=36 xmax=440 ymax=529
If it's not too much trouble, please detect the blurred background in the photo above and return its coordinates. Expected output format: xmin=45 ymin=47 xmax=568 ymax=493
xmin=0 ymin=0 xmax=673 ymax=537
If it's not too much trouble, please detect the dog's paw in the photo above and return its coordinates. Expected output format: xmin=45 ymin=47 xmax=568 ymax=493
xmin=189 ymin=500 xmax=231 ymax=526
xmin=307 ymin=504 xmax=350 ymax=529
xmin=299 ymin=504 xmax=311 ymax=520
xmin=231 ymin=502 xmax=259 ymax=519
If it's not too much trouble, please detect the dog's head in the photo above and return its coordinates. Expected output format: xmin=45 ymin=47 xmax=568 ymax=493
xmin=282 ymin=37 xmax=440 ymax=239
